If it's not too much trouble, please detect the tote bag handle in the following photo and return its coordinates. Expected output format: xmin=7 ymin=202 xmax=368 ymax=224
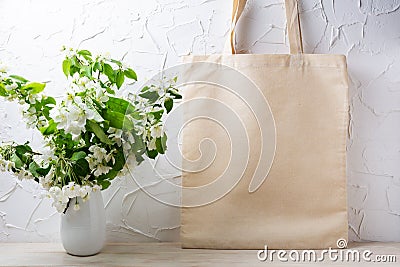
xmin=225 ymin=0 xmax=303 ymax=54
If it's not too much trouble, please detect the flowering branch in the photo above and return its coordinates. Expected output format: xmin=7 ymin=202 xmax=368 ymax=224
xmin=0 ymin=48 xmax=181 ymax=212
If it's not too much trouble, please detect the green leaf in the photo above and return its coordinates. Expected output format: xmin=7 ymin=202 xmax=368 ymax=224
xmin=164 ymin=97 xmax=173 ymax=113
xmin=106 ymin=87 xmax=115 ymax=95
xmin=29 ymin=162 xmax=40 ymax=178
xmin=40 ymin=120 xmax=57 ymax=135
xmin=139 ymin=90 xmax=159 ymax=103
xmin=81 ymin=65 xmax=92 ymax=77
xmin=77 ymin=50 xmax=92 ymax=56
xmin=96 ymin=169 xmax=116 ymax=182
xmin=14 ymin=145 xmax=33 ymax=165
xmin=42 ymin=96 xmax=56 ymax=106
xmin=62 ymin=59 xmax=71 ymax=77
xmin=102 ymin=110 xmax=134 ymax=130
xmin=0 ymin=84 xmax=8 ymax=96
xmin=151 ymin=109 xmax=164 ymax=120
xmin=131 ymin=134 xmax=146 ymax=156
xmin=73 ymin=158 xmax=90 ymax=177
xmin=97 ymin=148 xmax=125 ymax=182
xmin=10 ymin=154 xmax=23 ymax=169
xmin=69 ymin=66 xmax=80 ymax=77
xmin=93 ymin=62 xmax=102 ymax=72
xmin=86 ymin=120 xmax=113 ymax=145
xmin=103 ymin=63 xmax=115 ymax=83
xmin=168 ymin=88 xmax=182 ymax=99
xmin=9 ymin=75 xmax=28 ymax=83
xmin=146 ymin=149 xmax=158 ymax=159
xmin=21 ymin=82 xmax=46 ymax=94
xmin=106 ymin=96 xmax=136 ymax=115
xmin=36 ymin=165 xmax=51 ymax=176
xmin=116 ymin=71 xmax=125 ymax=89
xmin=97 ymin=179 xmax=111 ymax=190
xmin=161 ymin=133 xmax=167 ymax=152
xmin=70 ymin=151 xmax=86 ymax=161
xmin=124 ymin=68 xmax=137 ymax=80
xmin=112 ymin=149 xmax=125 ymax=172
xmin=155 ymin=133 xmax=167 ymax=154
xmin=155 ymin=138 xmax=164 ymax=154
xmin=15 ymin=144 xmax=32 ymax=156
xmin=141 ymin=86 xmax=150 ymax=92
xmin=110 ymin=59 xmax=122 ymax=66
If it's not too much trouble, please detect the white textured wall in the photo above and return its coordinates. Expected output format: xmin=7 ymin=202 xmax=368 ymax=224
xmin=0 ymin=0 xmax=399 ymax=243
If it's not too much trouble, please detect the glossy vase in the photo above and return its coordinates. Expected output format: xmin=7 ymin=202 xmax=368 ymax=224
xmin=60 ymin=191 xmax=106 ymax=256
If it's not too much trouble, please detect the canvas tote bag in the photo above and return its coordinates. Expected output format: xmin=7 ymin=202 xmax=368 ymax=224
xmin=181 ymin=0 xmax=348 ymax=249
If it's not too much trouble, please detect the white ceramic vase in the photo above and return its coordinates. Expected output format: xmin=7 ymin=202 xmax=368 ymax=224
xmin=60 ymin=190 xmax=106 ymax=256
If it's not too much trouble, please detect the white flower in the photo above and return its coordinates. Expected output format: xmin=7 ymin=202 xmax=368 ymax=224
xmin=50 ymin=104 xmax=67 ymax=128
xmin=92 ymin=184 xmax=102 ymax=191
xmin=25 ymin=116 xmax=37 ymax=128
xmin=49 ymin=186 xmax=62 ymax=197
xmin=28 ymin=94 xmax=38 ymax=104
xmin=50 ymin=97 xmax=92 ymax=140
xmin=86 ymin=156 xmax=98 ymax=170
xmin=93 ymin=164 xmax=112 ymax=177
xmin=70 ymin=74 xmax=98 ymax=94
xmin=5 ymin=160 xmax=15 ymax=172
xmin=67 ymin=104 xmax=86 ymax=133
xmin=78 ymin=76 xmax=90 ymax=88
xmin=5 ymin=83 xmax=17 ymax=91
xmin=56 ymin=192 xmax=69 ymax=204
xmin=21 ymin=105 xmax=38 ymax=128
xmin=74 ymin=97 xmax=100 ymax=121
xmin=64 ymin=182 xmax=81 ymax=198
xmin=79 ymin=185 xmax=91 ymax=201
xmin=53 ymin=202 xmax=67 ymax=213
xmin=71 ymin=72 xmax=80 ymax=83
xmin=48 ymin=186 xmax=70 ymax=212
xmin=108 ymin=127 xmax=123 ymax=146
xmin=39 ymin=168 xmax=54 ymax=190
xmin=105 ymin=152 xmax=115 ymax=164
xmin=36 ymin=148 xmax=57 ymax=165
xmin=86 ymin=145 xmax=114 ymax=176
xmin=148 ymin=138 xmax=157 ymax=151
xmin=95 ymin=87 xmax=109 ymax=103
xmin=95 ymin=52 xmax=111 ymax=62
xmin=0 ymin=159 xmax=15 ymax=172
xmin=89 ymin=145 xmax=107 ymax=161
xmin=150 ymin=124 xmax=163 ymax=138
xmin=147 ymin=113 xmax=155 ymax=124
xmin=16 ymin=170 xmax=33 ymax=180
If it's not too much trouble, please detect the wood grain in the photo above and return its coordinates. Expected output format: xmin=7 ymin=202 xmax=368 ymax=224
xmin=0 ymin=242 xmax=399 ymax=266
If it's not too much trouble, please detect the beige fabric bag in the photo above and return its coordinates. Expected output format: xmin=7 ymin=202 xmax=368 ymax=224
xmin=181 ymin=0 xmax=348 ymax=249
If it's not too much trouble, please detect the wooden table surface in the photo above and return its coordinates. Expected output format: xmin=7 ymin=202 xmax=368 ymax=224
xmin=0 ymin=242 xmax=399 ymax=266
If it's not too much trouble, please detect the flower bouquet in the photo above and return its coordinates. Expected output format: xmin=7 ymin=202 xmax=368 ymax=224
xmin=0 ymin=48 xmax=180 ymax=213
